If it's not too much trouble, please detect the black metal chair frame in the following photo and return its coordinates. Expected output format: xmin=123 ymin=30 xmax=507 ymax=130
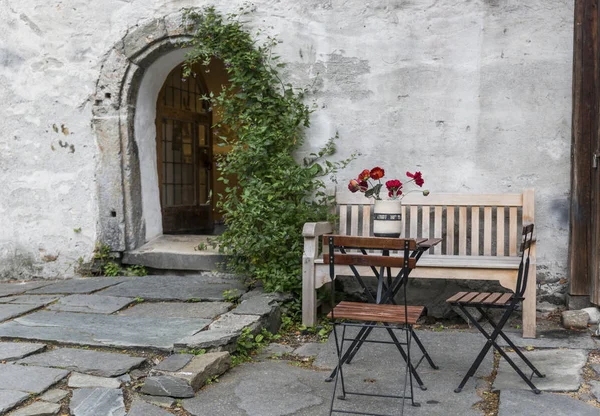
xmin=449 ymin=224 xmax=545 ymax=394
xmin=326 ymin=236 xmax=436 ymax=416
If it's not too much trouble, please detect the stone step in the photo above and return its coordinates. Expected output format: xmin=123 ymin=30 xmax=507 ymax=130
xmin=122 ymin=235 xmax=227 ymax=271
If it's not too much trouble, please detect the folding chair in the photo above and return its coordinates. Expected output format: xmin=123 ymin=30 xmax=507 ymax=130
xmin=446 ymin=224 xmax=545 ymax=394
xmin=324 ymin=235 xmax=426 ymax=416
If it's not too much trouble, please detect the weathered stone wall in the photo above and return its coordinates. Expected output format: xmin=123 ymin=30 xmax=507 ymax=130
xmin=0 ymin=0 xmax=572 ymax=304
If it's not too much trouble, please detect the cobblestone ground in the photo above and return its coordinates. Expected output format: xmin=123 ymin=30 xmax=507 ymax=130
xmin=0 ymin=276 xmax=598 ymax=415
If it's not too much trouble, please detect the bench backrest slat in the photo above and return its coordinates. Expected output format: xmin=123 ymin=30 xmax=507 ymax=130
xmin=335 ymin=190 xmax=529 ymax=257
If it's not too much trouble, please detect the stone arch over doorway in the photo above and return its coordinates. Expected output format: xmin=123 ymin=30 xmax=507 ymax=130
xmin=92 ymin=11 xmax=197 ymax=252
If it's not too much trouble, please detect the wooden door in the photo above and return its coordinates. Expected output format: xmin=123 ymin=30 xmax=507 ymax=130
xmin=156 ymin=64 xmax=214 ymax=234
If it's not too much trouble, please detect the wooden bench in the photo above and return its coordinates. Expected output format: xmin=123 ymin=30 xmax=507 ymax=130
xmin=302 ymin=189 xmax=537 ymax=338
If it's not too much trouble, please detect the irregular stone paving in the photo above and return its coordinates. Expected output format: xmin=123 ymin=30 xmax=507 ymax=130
xmin=10 ymin=401 xmax=61 ymax=416
xmin=117 ymin=301 xmax=232 ymax=319
xmin=0 ymin=364 xmax=69 ymax=394
xmin=0 ymin=311 xmax=211 ymax=350
xmin=153 ymin=353 xmax=194 ymax=372
xmin=18 ymin=348 xmax=146 ymax=377
xmin=46 ymin=294 xmax=134 ymax=314
xmin=0 ymin=342 xmax=45 ymax=361
xmin=68 ymin=373 xmax=122 ymax=389
xmin=498 ymin=389 xmax=599 ymax=416
xmin=0 ymin=295 xmax=60 ymax=305
xmin=0 ymin=282 xmax=53 ymax=298
xmin=39 ymin=389 xmax=69 ymax=403
xmin=0 ymin=391 xmax=29 ymax=414
xmin=0 ymin=303 xmax=45 ymax=322
xmin=70 ymin=388 xmax=125 ymax=416
xmin=127 ymin=399 xmax=172 ymax=416
xmin=98 ymin=275 xmax=247 ymax=301
xmin=494 ymin=349 xmax=588 ymax=391
xmin=25 ymin=277 xmax=126 ymax=295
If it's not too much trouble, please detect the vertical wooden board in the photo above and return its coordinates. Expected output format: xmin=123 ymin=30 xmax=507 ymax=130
xmin=434 ymin=206 xmax=442 ymax=254
xmin=459 ymin=207 xmax=467 ymax=255
xmin=497 ymin=207 xmax=505 ymax=256
xmin=401 ymin=204 xmax=407 ymax=237
xmin=339 ymin=205 xmax=348 ymax=235
xmin=509 ymin=207 xmax=518 ymax=255
xmin=350 ymin=205 xmax=359 ymax=236
xmin=362 ymin=205 xmax=371 ymax=237
xmin=422 ymin=206 xmax=430 ymax=239
xmin=471 ymin=207 xmax=480 ymax=256
xmin=410 ymin=206 xmax=418 ymax=238
xmin=484 ymin=207 xmax=492 ymax=255
xmin=446 ymin=206 xmax=455 ymax=255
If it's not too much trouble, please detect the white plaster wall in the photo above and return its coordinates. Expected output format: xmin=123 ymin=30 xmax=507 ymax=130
xmin=0 ymin=0 xmax=572 ymax=291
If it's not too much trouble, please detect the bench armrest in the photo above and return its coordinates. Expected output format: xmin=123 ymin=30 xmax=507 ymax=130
xmin=302 ymin=221 xmax=334 ymax=238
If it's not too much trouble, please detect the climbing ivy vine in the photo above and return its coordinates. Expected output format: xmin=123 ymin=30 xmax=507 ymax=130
xmin=183 ymin=6 xmax=351 ymax=311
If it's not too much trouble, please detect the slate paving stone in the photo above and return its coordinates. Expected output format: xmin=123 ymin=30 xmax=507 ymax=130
xmin=68 ymin=373 xmax=122 ymax=389
xmin=127 ymin=399 xmax=172 ymax=416
xmin=174 ymin=328 xmax=241 ymax=351
xmin=0 ymin=311 xmax=211 ymax=350
xmin=0 ymin=295 xmax=60 ymax=305
xmin=589 ymin=380 xmax=600 ymax=401
xmin=154 ymin=354 xmax=194 ymax=372
xmin=0 ymin=390 xmax=29 ymax=414
xmin=26 ymin=277 xmax=126 ymax=295
xmin=117 ymin=302 xmax=231 ymax=319
xmin=39 ymin=389 xmax=69 ymax=403
xmin=18 ymin=348 xmax=146 ymax=377
xmin=139 ymin=395 xmax=175 ymax=408
xmin=0 ymin=364 xmax=69 ymax=394
xmin=0 ymin=342 xmax=45 ymax=361
xmin=498 ymin=389 xmax=599 ymax=416
xmin=98 ymin=275 xmax=246 ymax=301
xmin=257 ymin=343 xmax=294 ymax=359
xmin=46 ymin=294 xmax=134 ymax=314
xmin=0 ymin=303 xmax=45 ymax=322
xmin=0 ymin=282 xmax=53 ymax=298
xmin=70 ymin=388 xmax=125 ymax=416
xmin=292 ymin=343 xmax=322 ymax=358
xmin=494 ymin=349 xmax=587 ymax=392
xmin=140 ymin=375 xmax=195 ymax=398
xmin=10 ymin=400 xmax=61 ymax=416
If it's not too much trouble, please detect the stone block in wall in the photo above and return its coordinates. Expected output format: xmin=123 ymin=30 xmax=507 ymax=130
xmin=122 ymin=19 xmax=167 ymax=60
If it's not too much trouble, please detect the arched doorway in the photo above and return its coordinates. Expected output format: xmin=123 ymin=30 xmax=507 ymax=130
xmin=155 ymin=64 xmax=213 ymax=234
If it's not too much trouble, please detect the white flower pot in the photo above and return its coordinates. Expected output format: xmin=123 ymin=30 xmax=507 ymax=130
xmin=373 ymin=199 xmax=403 ymax=238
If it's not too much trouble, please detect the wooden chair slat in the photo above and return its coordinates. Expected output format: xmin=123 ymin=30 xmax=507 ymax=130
xmin=339 ymin=205 xmax=348 ymax=236
xmin=446 ymin=291 xmax=468 ymax=303
xmin=471 ymin=206 xmax=480 ymax=256
xmin=497 ymin=207 xmax=505 ymax=256
xmin=418 ymin=238 xmax=443 ymax=249
xmin=482 ymin=293 xmax=503 ymax=304
xmin=322 ymin=235 xmax=417 ymax=250
xmin=471 ymin=292 xmax=491 ymax=303
xmin=362 ymin=205 xmax=371 ymax=237
xmin=509 ymin=207 xmax=518 ymax=256
xmin=328 ymin=301 xmax=424 ymax=325
xmin=495 ymin=293 xmax=513 ymax=305
xmin=447 ymin=206 xmax=455 ymax=255
xmin=323 ymin=253 xmax=417 ymax=269
xmin=459 ymin=207 xmax=467 ymax=255
xmin=459 ymin=292 xmax=480 ymax=303
xmin=483 ymin=207 xmax=492 ymax=255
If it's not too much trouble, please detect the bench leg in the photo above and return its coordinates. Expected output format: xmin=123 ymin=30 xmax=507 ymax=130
xmin=302 ymin=258 xmax=317 ymax=327
xmin=522 ymin=262 xmax=536 ymax=339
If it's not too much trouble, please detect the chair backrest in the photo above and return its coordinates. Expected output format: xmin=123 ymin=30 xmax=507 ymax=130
xmin=515 ymin=224 xmax=534 ymax=298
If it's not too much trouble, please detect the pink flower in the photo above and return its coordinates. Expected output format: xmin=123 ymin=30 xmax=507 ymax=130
xmin=348 ymin=179 xmax=360 ymax=193
xmin=407 ymin=171 xmax=424 ymax=187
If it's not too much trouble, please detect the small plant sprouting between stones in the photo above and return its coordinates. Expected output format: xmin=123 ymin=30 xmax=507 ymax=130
xmin=134 ymin=297 xmax=144 ymax=303
xmin=222 ymin=289 xmax=240 ymax=303
xmin=186 ymin=348 xmax=207 ymax=356
xmin=231 ymin=327 xmax=280 ymax=366
xmin=76 ymin=243 xmax=148 ymax=277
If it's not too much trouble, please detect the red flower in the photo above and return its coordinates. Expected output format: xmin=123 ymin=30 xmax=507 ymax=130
xmin=358 ymin=169 xmax=371 ymax=181
xmin=385 ymin=179 xmax=402 ymax=191
xmin=370 ymin=167 xmax=385 ymax=180
xmin=389 ymin=190 xmax=403 ymax=198
xmin=407 ymin=171 xmax=424 ymax=187
xmin=358 ymin=181 xmax=369 ymax=192
xmin=348 ymin=179 xmax=360 ymax=193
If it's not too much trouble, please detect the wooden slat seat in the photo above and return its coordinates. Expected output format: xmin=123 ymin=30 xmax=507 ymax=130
xmin=446 ymin=291 xmax=515 ymax=306
xmin=327 ymin=301 xmax=425 ymax=325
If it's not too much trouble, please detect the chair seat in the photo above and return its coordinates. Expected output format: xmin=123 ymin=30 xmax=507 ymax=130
xmin=446 ymin=291 xmax=515 ymax=306
xmin=328 ymin=301 xmax=425 ymax=325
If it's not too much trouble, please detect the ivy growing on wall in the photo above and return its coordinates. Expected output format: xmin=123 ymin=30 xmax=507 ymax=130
xmin=183 ymin=6 xmax=351 ymax=310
